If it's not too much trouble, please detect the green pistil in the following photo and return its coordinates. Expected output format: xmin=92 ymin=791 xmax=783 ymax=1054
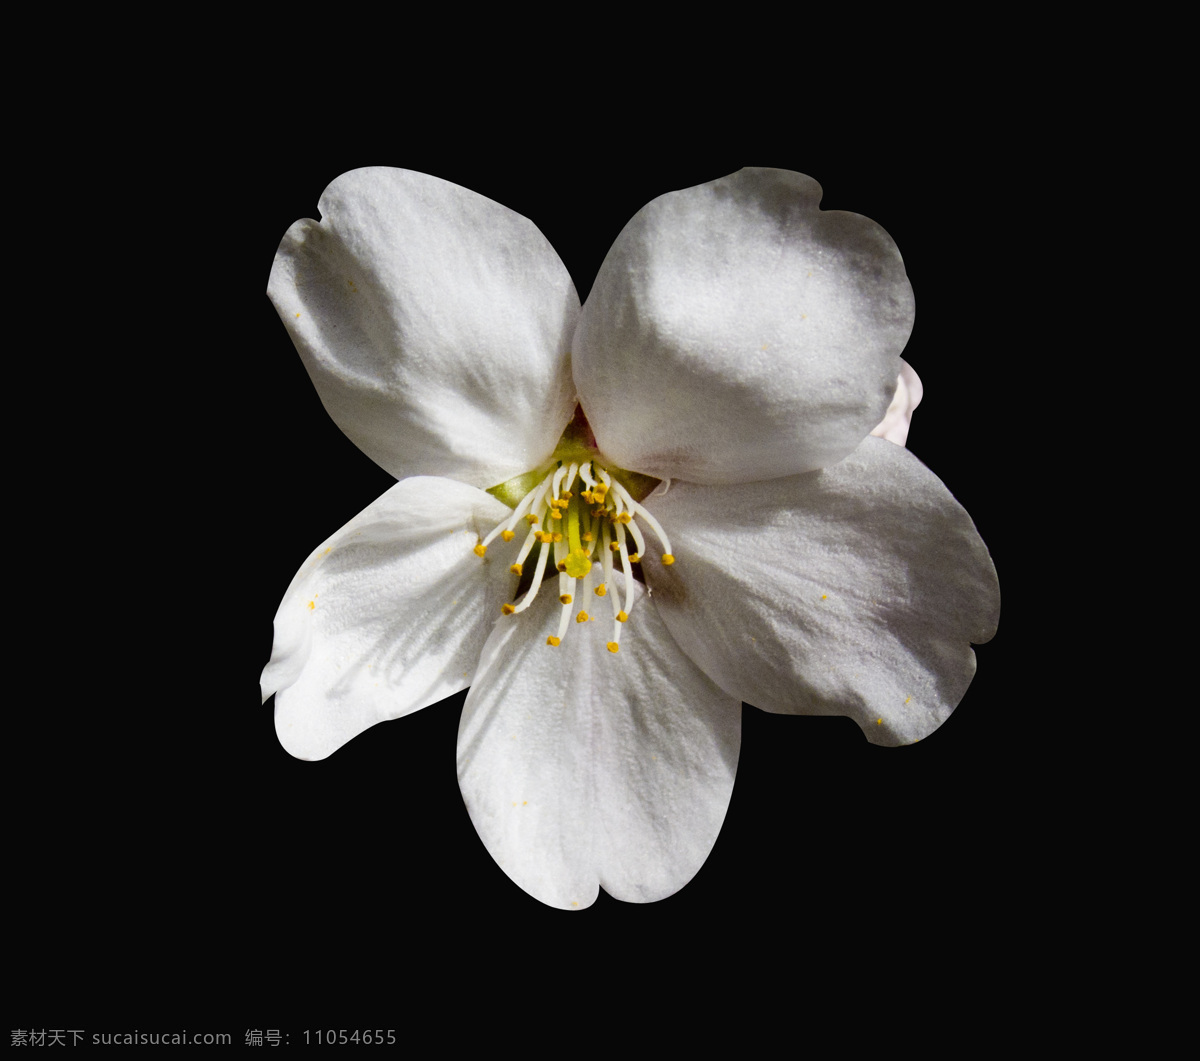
xmin=567 ymin=492 xmax=582 ymax=553
xmin=563 ymin=493 xmax=590 ymax=578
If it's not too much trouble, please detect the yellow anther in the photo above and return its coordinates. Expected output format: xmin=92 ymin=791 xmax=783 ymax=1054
xmin=616 ymin=611 xmax=628 ymax=623
xmin=473 ymin=543 xmax=487 ymax=557
xmin=510 ymin=563 xmax=523 ymax=575
xmin=556 ymin=561 xmax=567 ymax=572
xmin=661 ymin=554 xmax=675 ymax=565
xmin=547 ymin=636 xmax=561 ymax=647
xmin=582 ymin=490 xmax=594 ymax=503
xmin=559 ymin=593 xmax=572 ymax=605
xmin=564 ymin=548 xmax=591 ymax=579
xmin=627 ymin=553 xmax=640 ymax=564
xmin=616 ymin=512 xmax=632 ymax=524
xmin=582 ymin=531 xmax=594 ymax=542
xmin=501 ymin=529 xmax=515 ymax=542
xmin=595 ymin=584 xmax=607 ymax=597
xmin=549 ymin=509 xmax=563 ymax=520
xmin=525 ymin=514 xmax=538 ymax=525
xmin=576 ymin=611 xmax=590 ymax=623
xmin=610 ymin=542 xmax=620 ymax=553
xmin=561 ymin=490 xmax=573 ymax=500
xmin=607 ymin=642 xmax=620 ymax=653
xmin=552 ymin=532 xmax=562 ymax=542
xmin=501 ymin=603 xmax=516 ymax=615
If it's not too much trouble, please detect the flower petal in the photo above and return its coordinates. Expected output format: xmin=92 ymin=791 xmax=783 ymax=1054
xmin=573 ymin=168 xmax=915 ymax=484
xmin=870 ymin=359 xmax=923 ymax=447
xmin=643 ymin=437 xmax=999 ymax=745
xmin=268 ymin=168 xmax=579 ymax=488
xmin=262 ymin=477 xmax=512 ymax=760
xmin=457 ymin=574 xmax=741 ymax=909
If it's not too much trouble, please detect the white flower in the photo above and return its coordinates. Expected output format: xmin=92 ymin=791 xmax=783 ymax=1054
xmin=261 ymin=167 xmax=999 ymax=910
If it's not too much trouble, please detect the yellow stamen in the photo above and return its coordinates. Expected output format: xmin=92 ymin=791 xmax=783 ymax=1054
xmin=662 ymin=554 xmax=675 ymax=565
xmin=473 ymin=543 xmax=487 ymax=557
xmin=510 ymin=563 xmax=523 ymax=575
xmin=576 ymin=611 xmax=590 ymax=623
xmin=547 ymin=636 xmax=561 ymax=647
xmin=502 ymin=529 xmax=515 ymax=542
xmin=607 ymin=642 xmax=619 ymax=653
xmin=559 ymin=593 xmax=572 ymax=605
xmin=616 ymin=611 xmax=628 ymax=622
xmin=501 ymin=603 xmax=515 ymax=615
xmin=595 ymin=584 xmax=607 ymax=597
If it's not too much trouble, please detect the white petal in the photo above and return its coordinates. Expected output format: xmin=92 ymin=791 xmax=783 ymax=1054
xmin=268 ymin=168 xmax=579 ymax=488
xmin=457 ymin=574 xmax=741 ymax=909
xmin=262 ymin=477 xmax=512 ymax=760
xmin=574 ymin=168 xmax=914 ymax=484
xmin=644 ymin=437 xmax=999 ymax=745
xmin=870 ymin=359 xmax=923 ymax=447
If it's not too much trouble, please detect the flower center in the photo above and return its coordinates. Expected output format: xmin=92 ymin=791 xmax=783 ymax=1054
xmin=473 ymin=458 xmax=674 ymax=654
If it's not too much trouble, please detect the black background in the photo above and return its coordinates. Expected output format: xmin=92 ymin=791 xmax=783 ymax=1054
xmin=19 ymin=80 xmax=1027 ymax=1031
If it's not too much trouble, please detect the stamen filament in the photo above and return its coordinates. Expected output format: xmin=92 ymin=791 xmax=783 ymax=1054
xmin=558 ymin=517 xmax=582 ymax=644
xmin=614 ymin=523 xmax=635 ymax=618
xmin=555 ymin=533 xmax=572 ymax=600
xmin=509 ymin=531 xmax=552 ymax=614
xmin=514 ymin=525 xmax=541 ymax=569
xmin=601 ymin=520 xmax=614 ymax=600
xmin=611 ymin=480 xmax=673 ymax=558
xmin=555 ymin=600 xmax=572 ymax=642
xmin=624 ymin=511 xmax=646 ymax=558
